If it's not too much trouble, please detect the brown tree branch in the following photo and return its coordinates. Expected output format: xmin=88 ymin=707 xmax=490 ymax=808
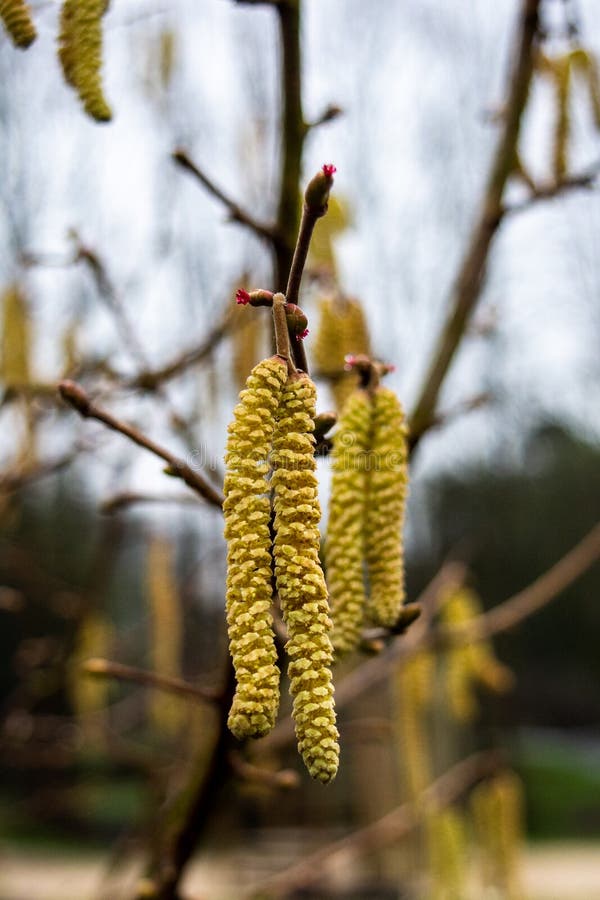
xmin=505 ymin=158 xmax=600 ymax=214
xmin=83 ymin=658 xmax=220 ymax=704
xmin=243 ymin=751 xmax=501 ymax=899
xmin=172 ymin=149 xmax=282 ymax=247
xmin=273 ymin=0 xmax=305 ymax=290
xmin=435 ymin=521 xmax=600 ymax=647
xmin=409 ymin=0 xmax=541 ymax=448
xmin=58 ymin=380 xmax=224 ymax=508
xmin=99 ymin=491 xmax=203 ymax=515
xmin=123 ymin=307 xmax=235 ymax=390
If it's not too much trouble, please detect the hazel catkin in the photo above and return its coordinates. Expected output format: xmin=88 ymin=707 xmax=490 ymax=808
xmin=326 ymin=389 xmax=372 ymax=655
xmin=313 ymin=296 xmax=370 ymax=410
xmin=272 ymin=374 xmax=339 ymax=783
xmin=364 ymin=387 xmax=409 ymax=628
xmin=0 ymin=0 xmax=36 ymax=48
xmin=223 ymin=356 xmax=287 ymax=740
xmin=58 ymin=0 xmax=112 ymax=122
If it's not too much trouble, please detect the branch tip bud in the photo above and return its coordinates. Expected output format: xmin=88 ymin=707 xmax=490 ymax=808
xmin=322 ymin=163 xmax=337 ymax=178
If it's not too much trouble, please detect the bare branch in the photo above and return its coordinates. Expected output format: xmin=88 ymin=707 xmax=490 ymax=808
xmin=409 ymin=0 xmax=541 ymax=448
xmin=229 ymin=751 xmax=300 ymax=790
xmin=172 ymin=149 xmax=282 ymax=247
xmin=243 ymin=751 xmax=501 ymax=899
xmin=124 ymin=307 xmax=234 ymax=390
xmin=83 ymin=658 xmax=220 ymax=704
xmin=505 ymin=159 xmax=600 ymax=214
xmin=58 ymin=380 xmax=224 ymax=508
xmin=100 ymin=491 xmax=203 ymax=515
xmin=437 ymin=521 xmax=600 ymax=646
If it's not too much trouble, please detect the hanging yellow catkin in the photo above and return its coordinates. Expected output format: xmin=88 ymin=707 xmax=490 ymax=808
xmin=0 ymin=0 xmax=36 ymax=48
xmin=471 ymin=772 xmax=525 ymax=900
xmin=364 ymin=387 xmax=409 ymax=628
xmin=393 ymin=651 xmax=435 ymax=801
xmin=68 ymin=610 xmax=111 ymax=747
xmin=232 ymin=305 xmax=263 ymax=391
xmin=58 ymin=0 xmax=112 ymax=122
xmin=147 ymin=534 xmax=186 ymax=736
xmin=326 ymin=389 xmax=372 ymax=655
xmin=223 ymin=356 xmax=287 ymax=740
xmin=427 ymin=807 xmax=468 ymax=900
xmin=312 ymin=296 xmax=370 ymax=411
xmin=1 ymin=284 xmax=31 ymax=385
xmin=441 ymin=586 xmax=513 ymax=721
xmin=272 ymin=373 xmax=339 ymax=783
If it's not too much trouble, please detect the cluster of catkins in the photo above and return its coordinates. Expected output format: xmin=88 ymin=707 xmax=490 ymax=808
xmin=0 ymin=0 xmax=111 ymax=121
xmin=223 ymin=356 xmax=339 ymax=783
xmin=326 ymin=383 xmax=409 ymax=655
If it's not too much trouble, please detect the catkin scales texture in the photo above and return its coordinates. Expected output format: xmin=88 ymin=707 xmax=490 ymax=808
xmin=365 ymin=387 xmax=409 ymax=627
xmin=272 ymin=376 xmax=339 ymax=783
xmin=223 ymin=357 xmax=287 ymax=739
xmin=326 ymin=390 xmax=372 ymax=654
xmin=58 ymin=0 xmax=112 ymax=122
xmin=0 ymin=0 xmax=36 ymax=47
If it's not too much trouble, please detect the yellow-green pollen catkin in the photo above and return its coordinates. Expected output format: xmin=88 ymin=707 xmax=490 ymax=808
xmin=272 ymin=374 xmax=339 ymax=783
xmin=364 ymin=387 xmax=409 ymax=628
xmin=58 ymin=0 xmax=112 ymax=122
xmin=471 ymin=772 xmax=525 ymax=900
xmin=223 ymin=356 xmax=287 ymax=739
xmin=441 ymin=586 xmax=513 ymax=722
xmin=326 ymin=389 xmax=372 ymax=655
xmin=313 ymin=296 xmax=370 ymax=411
xmin=0 ymin=0 xmax=35 ymax=47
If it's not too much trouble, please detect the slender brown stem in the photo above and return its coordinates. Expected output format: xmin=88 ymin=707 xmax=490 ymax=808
xmin=274 ymin=0 xmax=305 ymax=289
xmin=58 ymin=380 xmax=224 ymax=508
xmin=243 ymin=751 xmax=501 ymax=899
xmin=100 ymin=491 xmax=202 ymax=515
xmin=409 ymin=0 xmax=541 ymax=448
xmin=83 ymin=658 xmax=220 ymax=704
xmin=272 ymin=293 xmax=294 ymax=364
xmin=125 ymin=307 xmax=235 ymax=390
xmin=172 ymin=149 xmax=281 ymax=246
xmin=285 ymin=203 xmax=317 ymax=308
xmin=435 ymin=521 xmax=600 ymax=646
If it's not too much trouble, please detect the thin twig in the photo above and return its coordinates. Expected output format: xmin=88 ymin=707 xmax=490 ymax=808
xmin=172 ymin=149 xmax=281 ymax=246
xmin=83 ymin=658 xmax=221 ymax=704
xmin=243 ymin=751 xmax=501 ymax=899
xmin=229 ymin=751 xmax=300 ymax=790
xmin=100 ymin=491 xmax=203 ymax=515
xmin=123 ymin=307 xmax=235 ymax=390
xmin=506 ymin=158 xmax=600 ymax=214
xmin=409 ymin=0 xmax=541 ymax=448
xmin=435 ymin=521 xmax=600 ymax=647
xmin=58 ymin=380 xmax=224 ymax=508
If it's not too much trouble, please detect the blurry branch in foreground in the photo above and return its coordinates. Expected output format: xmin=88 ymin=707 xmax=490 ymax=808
xmin=258 ymin=522 xmax=600 ymax=756
xmin=58 ymin=380 xmax=224 ymax=508
xmin=83 ymin=658 xmax=221 ymax=704
xmin=409 ymin=0 xmax=541 ymax=448
xmin=243 ymin=751 xmax=501 ymax=899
